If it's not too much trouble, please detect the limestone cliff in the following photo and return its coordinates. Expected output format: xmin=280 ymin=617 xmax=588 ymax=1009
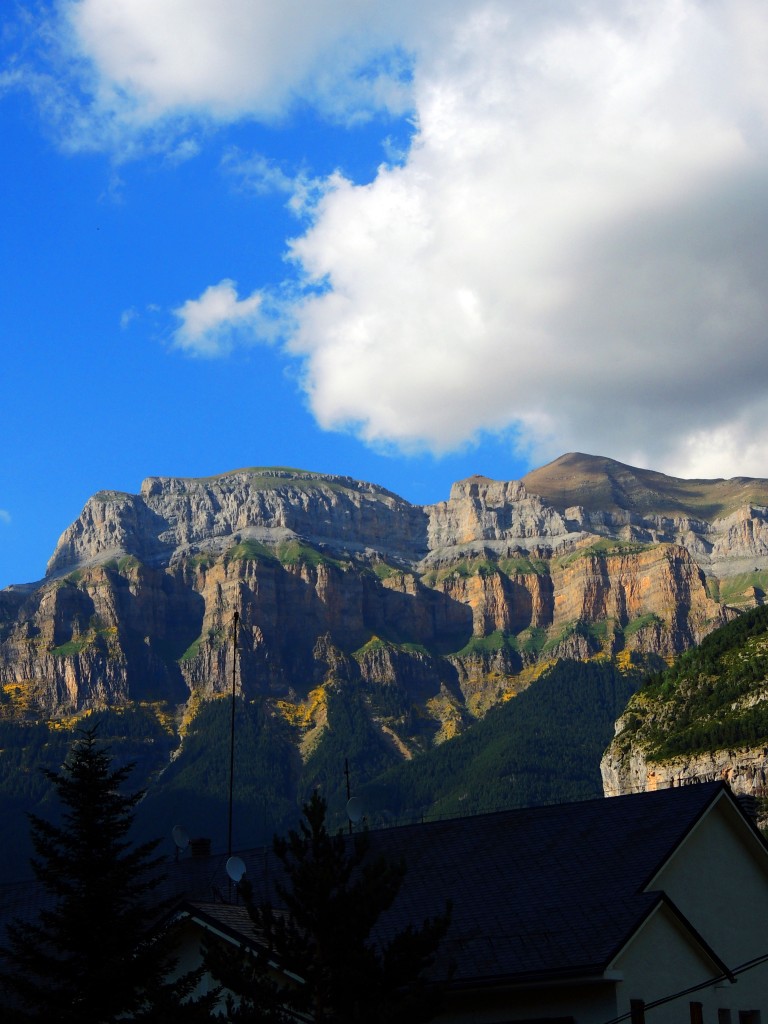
xmin=601 ymin=738 xmax=768 ymax=800
xmin=47 ymin=470 xmax=428 ymax=576
xmin=3 ymin=454 xmax=768 ymax=752
xmin=601 ymin=605 xmax=768 ymax=805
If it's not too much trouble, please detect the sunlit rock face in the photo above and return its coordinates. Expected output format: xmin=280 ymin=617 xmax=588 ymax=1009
xmin=601 ymin=739 xmax=768 ymax=801
xmin=2 ymin=455 xmax=767 ymax=739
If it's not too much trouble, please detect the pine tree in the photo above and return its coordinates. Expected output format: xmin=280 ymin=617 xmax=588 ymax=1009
xmin=0 ymin=725 xmax=217 ymax=1023
xmin=206 ymin=791 xmax=451 ymax=1024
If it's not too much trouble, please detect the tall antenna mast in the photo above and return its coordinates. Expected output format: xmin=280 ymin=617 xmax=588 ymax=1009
xmin=344 ymin=758 xmax=352 ymax=834
xmin=227 ymin=610 xmax=239 ymax=859
xmin=344 ymin=757 xmax=364 ymax=833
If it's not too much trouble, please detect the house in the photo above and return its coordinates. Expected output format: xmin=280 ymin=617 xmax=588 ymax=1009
xmin=164 ymin=781 xmax=768 ymax=1024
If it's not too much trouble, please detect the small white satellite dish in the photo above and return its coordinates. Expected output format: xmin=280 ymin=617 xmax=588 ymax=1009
xmin=346 ymin=796 xmax=364 ymax=824
xmin=172 ymin=826 xmax=189 ymax=851
xmin=226 ymin=856 xmax=246 ymax=883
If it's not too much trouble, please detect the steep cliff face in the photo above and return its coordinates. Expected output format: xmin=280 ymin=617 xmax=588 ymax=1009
xmin=48 ymin=470 xmax=429 ymax=576
xmin=522 ymin=452 xmax=768 ymax=576
xmin=601 ymin=737 xmax=768 ymax=799
xmin=0 ymin=560 xmax=198 ymax=715
xmin=3 ymin=455 xmax=768 ymax=749
xmin=426 ymin=477 xmax=573 ymax=555
xmin=600 ymin=605 xmax=768 ymax=803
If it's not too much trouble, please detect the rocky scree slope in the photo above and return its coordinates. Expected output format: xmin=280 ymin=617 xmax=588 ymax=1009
xmin=3 ymin=454 xmax=768 ymax=755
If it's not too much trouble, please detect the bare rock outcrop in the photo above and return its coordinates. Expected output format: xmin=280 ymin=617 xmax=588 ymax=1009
xmin=4 ymin=454 xmax=768 ymax=741
xmin=47 ymin=470 xmax=429 ymax=577
xmin=600 ymin=610 xmax=768 ymax=802
xmin=425 ymin=477 xmax=573 ymax=557
xmin=601 ymin=739 xmax=768 ymax=799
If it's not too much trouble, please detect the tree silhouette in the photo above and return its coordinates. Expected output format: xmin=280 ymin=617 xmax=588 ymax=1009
xmin=206 ymin=791 xmax=451 ymax=1023
xmin=0 ymin=725 xmax=217 ymax=1023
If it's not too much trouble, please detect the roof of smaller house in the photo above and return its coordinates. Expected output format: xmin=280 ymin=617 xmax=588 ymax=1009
xmin=180 ymin=901 xmax=261 ymax=947
xmin=162 ymin=780 xmax=754 ymax=987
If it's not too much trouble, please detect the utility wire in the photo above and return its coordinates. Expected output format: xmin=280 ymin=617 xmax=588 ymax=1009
xmin=600 ymin=950 xmax=768 ymax=1024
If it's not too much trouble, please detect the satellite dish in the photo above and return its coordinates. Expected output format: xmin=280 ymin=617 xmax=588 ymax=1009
xmin=172 ymin=826 xmax=189 ymax=851
xmin=226 ymin=856 xmax=246 ymax=883
xmin=346 ymin=796 xmax=364 ymax=824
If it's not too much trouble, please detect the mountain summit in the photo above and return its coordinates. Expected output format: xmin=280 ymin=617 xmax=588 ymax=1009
xmin=523 ymin=452 xmax=768 ymax=519
xmin=4 ymin=453 xmax=768 ymax=727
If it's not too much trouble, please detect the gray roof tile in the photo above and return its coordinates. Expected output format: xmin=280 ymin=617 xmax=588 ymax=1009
xmin=161 ymin=781 xmax=736 ymax=985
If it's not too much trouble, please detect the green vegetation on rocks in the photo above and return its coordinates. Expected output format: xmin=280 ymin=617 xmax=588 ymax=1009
xmin=556 ymin=539 xmax=653 ymax=568
xmin=624 ymin=613 xmax=663 ymax=637
xmin=454 ymin=630 xmax=519 ymax=657
xmin=359 ymin=660 xmax=642 ymax=823
xmin=618 ymin=604 xmax=768 ymax=761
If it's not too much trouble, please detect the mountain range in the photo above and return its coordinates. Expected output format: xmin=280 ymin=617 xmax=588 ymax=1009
xmin=4 ymin=452 xmax=768 ymax=878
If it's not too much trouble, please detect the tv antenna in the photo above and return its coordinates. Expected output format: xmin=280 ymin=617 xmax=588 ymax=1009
xmin=227 ymin=610 xmax=239 ymax=859
xmin=346 ymin=797 xmax=363 ymax=826
xmin=172 ymin=825 xmax=189 ymax=862
xmin=226 ymin=855 xmax=246 ymax=884
xmin=344 ymin=758 xmax=364 ymax=833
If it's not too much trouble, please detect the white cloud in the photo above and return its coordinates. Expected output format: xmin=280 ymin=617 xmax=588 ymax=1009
xmin=31 ymin=0 xmax=768 ymax=478
xmin=3 ymin=1 xmax=423 ymax=157
xmin=281 ymin=0 xmax=768 ymax=478
xmin=221 ymin=150 xmax=328 ymax=215
xmin=172 ymin=280 xmax=264 ymax=356
xmin=163 ymin=136 xmax=201 ymax=165
xmin=64 ymin=0 xmax=419 ymax=125
xmin=0 ymin=510 xmax=11 ymax=525
xmin=668 ymin=413 xmax=768 ymax=481
xmin=222 ymin=151 xmax=296 ymax=196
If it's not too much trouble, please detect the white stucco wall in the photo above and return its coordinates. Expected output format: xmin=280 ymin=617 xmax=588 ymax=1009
xmin=611 ymin=901 xmax=734 ymax=1024
xmin=649 ymin=794 xmax=768 ymax=1016
xmin=434 ymin=977 xmax=618 ymax=1024
xmin=166 ymin=917 xmax=224 ymax=1003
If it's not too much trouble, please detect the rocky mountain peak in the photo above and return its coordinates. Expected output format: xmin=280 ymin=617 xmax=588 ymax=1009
xmin=426 ymin=476 xmax=571 ymax=559
xmin=522 ymin=452 xmax=768 ymax=519
xmin=4 ymin=452 xmax=768 ymax=737
xmin=47 ymin=468 xmax=429 ymax=577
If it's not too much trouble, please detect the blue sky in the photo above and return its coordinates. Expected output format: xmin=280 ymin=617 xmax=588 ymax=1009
xmin=2 ymin=1 xmax=768 ymax=590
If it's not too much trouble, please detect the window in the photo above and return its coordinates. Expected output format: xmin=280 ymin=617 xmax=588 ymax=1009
xmin=738 ymin=1012 xmax=761 ymax=1024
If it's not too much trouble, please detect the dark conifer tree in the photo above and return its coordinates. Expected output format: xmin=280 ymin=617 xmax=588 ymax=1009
xmin=206 ymin=791 xmax=450 ymax=1024
xmin=0 ymin=726 xmax=217 ymax=1023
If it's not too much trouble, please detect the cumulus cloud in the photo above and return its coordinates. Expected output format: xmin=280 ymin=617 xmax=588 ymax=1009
xmin=33 ymin=0 xmax=768 ymax=478
xmin=172 ymin=280 xmax=264 ymax=356
xmin=64 ymin=0 xmax=421 ymax=125
xmin=3 ymin=1 xmax=426 ymax=156
xmin=282 ymin=0 xmax=768 ymax=478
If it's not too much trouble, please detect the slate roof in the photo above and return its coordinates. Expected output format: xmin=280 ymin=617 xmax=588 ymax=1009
xmin=177 ymin=901 xmax=265 ymax=950
xmin=2 ymin=781 xmax=753 ymax=987
xmin=362 ymin=781 xmax=733 ymax=984
xmin=156 ymin=780 xmax=744 ymax=988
